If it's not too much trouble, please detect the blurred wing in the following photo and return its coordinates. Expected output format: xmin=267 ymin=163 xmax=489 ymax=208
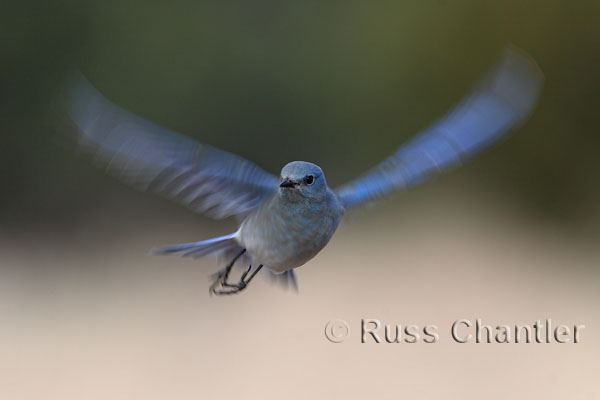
xmin=61 ymin=73 xmax=278 ymax=219
xmin=336 ymin=47 xmax=543 ymax=209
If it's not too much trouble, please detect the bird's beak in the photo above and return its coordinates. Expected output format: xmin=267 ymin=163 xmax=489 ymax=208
xmin=279 ymin=178 xmax=297 ymax=188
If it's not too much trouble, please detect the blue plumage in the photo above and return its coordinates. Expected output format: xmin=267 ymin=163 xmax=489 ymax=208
xmin=61 ymin=47 xmax=543 ymax=294
xmin=335 ymin=48 xmax=543 ymax=208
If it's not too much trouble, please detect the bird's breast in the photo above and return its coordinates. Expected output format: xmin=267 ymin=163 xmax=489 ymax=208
xmin=237 ymin=193 xmax=343 ymax=272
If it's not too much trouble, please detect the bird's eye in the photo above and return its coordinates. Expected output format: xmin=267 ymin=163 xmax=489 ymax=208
xmin=305 ymin=175 xmax=314 ymax=185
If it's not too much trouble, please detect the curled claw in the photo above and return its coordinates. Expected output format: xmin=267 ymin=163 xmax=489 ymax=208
xmin=209 ymin=249 xmax=264 ymax=295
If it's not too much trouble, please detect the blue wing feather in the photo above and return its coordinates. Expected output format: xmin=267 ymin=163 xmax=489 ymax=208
xmin=336 ymin=47 xmax=543 ymax=209
xmin=61 ymin=73 xmax=278 ymax=219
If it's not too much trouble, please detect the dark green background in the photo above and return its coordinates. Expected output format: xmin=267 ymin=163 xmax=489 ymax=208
xmin=2 ymin=1 xmax=599 ymax=230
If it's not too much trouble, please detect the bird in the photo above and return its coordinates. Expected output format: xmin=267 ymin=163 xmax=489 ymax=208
xmin=59 ymin=47 xmax=543 ymax=295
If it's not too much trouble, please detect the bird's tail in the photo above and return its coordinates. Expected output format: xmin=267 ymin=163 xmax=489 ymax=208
xmin=150 ymin=232 xmax=242 ymax=259
xmin=267 ymin=269 xmax=299 ymax=292
xmin=151 ymin=232 xmax=299 ymax=292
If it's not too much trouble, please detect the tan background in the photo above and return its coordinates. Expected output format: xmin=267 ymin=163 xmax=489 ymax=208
xmin=2 ymin=186 xmax=598 ymax=399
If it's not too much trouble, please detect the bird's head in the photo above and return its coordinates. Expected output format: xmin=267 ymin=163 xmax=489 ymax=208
xmin=279 ymin=161 xmax=327 ymax=200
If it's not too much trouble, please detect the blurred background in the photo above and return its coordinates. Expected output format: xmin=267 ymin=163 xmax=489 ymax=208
xmin=1 ymin=1 xmax=599 ymax=399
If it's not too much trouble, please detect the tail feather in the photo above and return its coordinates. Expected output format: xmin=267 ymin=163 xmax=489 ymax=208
xmin=152 ymin=233 xmax=300 ymax=292
xmin=268 ymin=269 xmax=299 ymax=292
xmin=151 ymin=232 xmax=240 ymax=259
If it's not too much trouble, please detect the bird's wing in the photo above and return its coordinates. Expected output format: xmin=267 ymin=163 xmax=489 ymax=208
xmin=61 ymin=73 xmax=278 ymax=219
xmin=335 ymin=47 xmax=543 ymax=210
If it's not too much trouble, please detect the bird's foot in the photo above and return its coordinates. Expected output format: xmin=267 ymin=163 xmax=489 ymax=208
xmin=210 ymin=252 xmax=263 ymax=296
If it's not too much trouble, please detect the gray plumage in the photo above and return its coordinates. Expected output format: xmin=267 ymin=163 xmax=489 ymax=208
xmin=59 ymin=47 xmax=543 ymax=292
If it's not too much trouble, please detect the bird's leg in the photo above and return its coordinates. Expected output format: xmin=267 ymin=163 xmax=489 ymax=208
xmin=212 ymin=264 xmax=264 ymax=296
xmin=240 ymin=265 xmax=252 ymax=281
xmin=221 ymin=265 xmax=251 ymax=288
xmin=242 ymin=264 xmax=263 ymax=285
xmin=209 ymin=249 xmax=246 ymax=295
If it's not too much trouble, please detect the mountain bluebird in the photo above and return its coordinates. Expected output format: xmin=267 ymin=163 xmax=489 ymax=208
xmin=61 ymin=47 xmax=543 ymax=295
